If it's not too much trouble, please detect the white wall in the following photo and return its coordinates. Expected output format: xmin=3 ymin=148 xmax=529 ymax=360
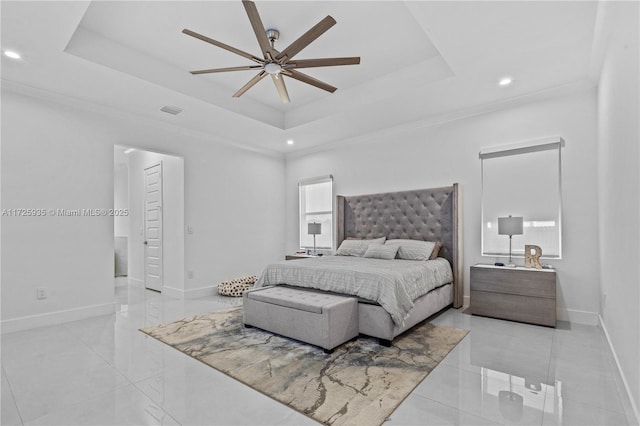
xmin=127 ymin=150 xmax=185 ymax=294
xmin=1 ymin=88 xmax=286 ymax=330
xmin=285 ymin=89 xmax=600 ymax=324
xmin=597 ymin=1 xmax=640 ymax=421
xmin=1 ymin=92 xmax=116 ymax=329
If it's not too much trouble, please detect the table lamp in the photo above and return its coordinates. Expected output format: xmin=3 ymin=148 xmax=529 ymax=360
xmin=498 ymin=215 xmax=523 ymax=267
xmin=308 ymin=222 xmax=322 ymax=255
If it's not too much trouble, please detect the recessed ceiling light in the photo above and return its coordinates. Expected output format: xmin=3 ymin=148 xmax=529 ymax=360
xmin=287 ymin=139 xmax=294 ymax=145
xmin=160 ymin=105 xmax=183 ymax=115
xmin=499 ymin=77 xmax=513 ymax=86
xmin=3 ymin=50 xmax=21 ymax=59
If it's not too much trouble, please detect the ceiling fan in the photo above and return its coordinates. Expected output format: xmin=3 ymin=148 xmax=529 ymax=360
xmin=182 ymin=0 xmax=360 ymax=104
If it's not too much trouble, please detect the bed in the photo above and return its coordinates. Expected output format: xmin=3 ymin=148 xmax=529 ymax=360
xmin=254 ymin=184 xmax=463 ymax=344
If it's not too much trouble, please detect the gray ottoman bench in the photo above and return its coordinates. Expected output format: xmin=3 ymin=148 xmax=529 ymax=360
xmin=243 ymin=286 xmax=359 ymax=353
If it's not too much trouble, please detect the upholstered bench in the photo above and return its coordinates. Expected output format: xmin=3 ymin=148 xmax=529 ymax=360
xmin=243 ymin=286 xmax=359 ymax=353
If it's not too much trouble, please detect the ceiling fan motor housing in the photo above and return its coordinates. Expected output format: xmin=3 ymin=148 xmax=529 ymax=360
xmin=266 ymin=28 xmax=279 ymax=43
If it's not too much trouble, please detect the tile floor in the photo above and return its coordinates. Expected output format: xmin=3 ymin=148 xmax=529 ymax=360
xmin=1 ymin=279 xmax=636 ymax=425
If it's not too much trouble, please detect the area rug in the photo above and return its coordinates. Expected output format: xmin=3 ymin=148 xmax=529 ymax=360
xmin=140 ymin=306 xmax=468 ymax=426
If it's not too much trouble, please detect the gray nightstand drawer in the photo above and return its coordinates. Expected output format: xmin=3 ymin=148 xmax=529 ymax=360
xmin=471 ymin=290 xmax=556 ymax=327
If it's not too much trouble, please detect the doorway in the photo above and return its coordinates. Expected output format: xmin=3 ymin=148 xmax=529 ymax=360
xmin=113 ymin=146 xmax=184 ymax=294
xmin=114 ymin=147 xmax=130 ymax=287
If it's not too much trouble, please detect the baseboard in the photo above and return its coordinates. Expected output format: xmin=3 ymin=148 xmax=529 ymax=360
xmin=184 ymin=285 xmax=218 ymax=299
xmin=557 ymin=308 xmax=599 ymax=325
xmin=128 ymin=277 xmax=144 ymax=288
xmin=462 ymin=295 xmax=471 ymax=309
xmin=162 ymin=284 xmax=217 ymax=299
xmin=599 ymin=314 xmax=640 ymax=425
xmin=161 ymin=286 xmax=183 ymax=299
xmin=1 ymin=302 xmax=116 ymax=334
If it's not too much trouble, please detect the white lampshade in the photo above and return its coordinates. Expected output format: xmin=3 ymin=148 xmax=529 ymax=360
xmin=498 ymin=216 xmax=523 ymax=236
xmin=308 ymin=223 xmax=322 ymax=235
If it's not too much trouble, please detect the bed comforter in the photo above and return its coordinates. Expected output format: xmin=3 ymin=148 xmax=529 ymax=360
xmin=254 ymin=256 xmax=453 ymax=326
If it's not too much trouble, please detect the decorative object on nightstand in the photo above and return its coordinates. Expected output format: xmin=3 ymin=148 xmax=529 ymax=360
xmin=524 ymin=244 xmax=543 ymax=269
xmin=498 ymin=215 xmax=523 ymax=267
xmin=308 ymin=222 xmax=322 ymax=255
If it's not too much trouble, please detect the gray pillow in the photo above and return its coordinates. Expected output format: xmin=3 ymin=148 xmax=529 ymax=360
xmin=363 ymin=244 xmax=399 ymax=260
xmin=385 ymin=239 xmax=436 ymax=261
xmin=335 ymin=237 xmax=386 ymax=257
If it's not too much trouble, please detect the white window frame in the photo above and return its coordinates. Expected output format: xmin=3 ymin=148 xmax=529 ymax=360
xmin=298 ymin=175 xmax=334 ymax=252
xmin=480 ymin=137 xmax=564 ymax=259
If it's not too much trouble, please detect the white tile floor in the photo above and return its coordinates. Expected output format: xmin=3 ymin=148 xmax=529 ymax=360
xmin=1 ymin=279 xmax=636 ymax=426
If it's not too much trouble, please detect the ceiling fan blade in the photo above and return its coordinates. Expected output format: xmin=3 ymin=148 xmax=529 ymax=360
xmin=285 ymin=57 xmax=361 ymax=69
xmin=276 ymin=16 xmax=336 ymax=62
xmin=271 ymin=74 xmax=290 ymax=104
xmin=183 ymin=29 xmax=263 ymax=64
xmin=190 ymin=65 xmax=263 ymax=75
xmin=242 ymin=0 xmax=274 ymax=59
xmin=284 ymin=70 xmax=337 ymax=93
xmin=233 ymin=71 xmax=268 ymax=98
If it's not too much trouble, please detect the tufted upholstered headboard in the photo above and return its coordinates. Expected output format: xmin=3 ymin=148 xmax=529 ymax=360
xmin=336 ymin=184 xmax=463 ymax=308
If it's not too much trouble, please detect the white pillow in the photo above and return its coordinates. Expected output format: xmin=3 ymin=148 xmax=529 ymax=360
xmin=363 ymin=244 xmax=399 ymax=260
xmin=385 ymin=239 xmax=436 ymax=261
xmin=335 ymin=237 xmax=385 ymax=257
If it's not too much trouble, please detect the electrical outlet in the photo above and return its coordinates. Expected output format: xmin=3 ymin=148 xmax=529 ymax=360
xmin=187 ymin=271 xmax=194 ymax=279
xmin=36 ymin=287 xmax=48 ymax=300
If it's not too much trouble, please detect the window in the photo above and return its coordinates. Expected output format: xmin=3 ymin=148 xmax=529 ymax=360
xmin=481 ymin=137 xmax=563 ymax=259
xmin=299 ymin=175 xmax=333 ymax=251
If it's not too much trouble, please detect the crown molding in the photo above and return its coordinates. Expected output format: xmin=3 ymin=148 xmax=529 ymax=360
xmin=1 ymin=78 xmax=285 ymax=160
xmin=285 ymin=79 xmax=595 ymax=161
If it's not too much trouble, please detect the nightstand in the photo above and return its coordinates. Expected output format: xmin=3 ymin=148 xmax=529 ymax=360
xmin=285 ymin=254 xmax=317 ymax=260
xmin=470 ymin=264 xmax=556 ymax=327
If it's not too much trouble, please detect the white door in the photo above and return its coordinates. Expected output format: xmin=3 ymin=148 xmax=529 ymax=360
xmin=144 ymin=163 xmax=163 ymax=291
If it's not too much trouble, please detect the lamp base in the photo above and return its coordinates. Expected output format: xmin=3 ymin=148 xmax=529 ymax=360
xmin=506 ymin=262 xmax=517 ymax=268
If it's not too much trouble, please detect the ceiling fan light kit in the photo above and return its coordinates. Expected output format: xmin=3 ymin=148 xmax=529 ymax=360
xmin=182 ymin=0 xmax=360 ymax=103
xmin=264 ymin=62 xmax=282 ymax=75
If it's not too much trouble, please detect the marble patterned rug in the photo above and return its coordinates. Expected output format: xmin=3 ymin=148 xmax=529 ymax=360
xmin=140 ymin=306 xmax=468 ymax=426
